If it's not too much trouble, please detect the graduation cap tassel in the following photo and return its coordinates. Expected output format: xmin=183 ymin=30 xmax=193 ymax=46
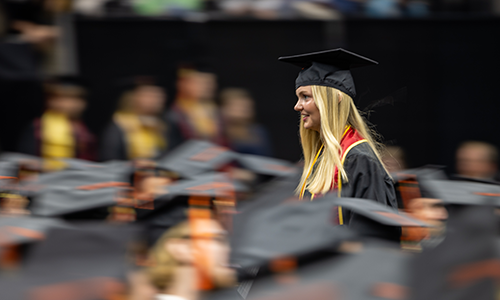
xmin=188 ymin=196 xmax=214 ymax=291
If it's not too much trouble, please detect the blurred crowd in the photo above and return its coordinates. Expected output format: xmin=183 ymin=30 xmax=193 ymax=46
xmin=2 ymin=1 xmax=500 ymax=300
xmin=1 ymin=0 xmax=500 ymax=23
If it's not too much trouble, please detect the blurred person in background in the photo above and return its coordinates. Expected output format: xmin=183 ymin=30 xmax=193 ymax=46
xmin=167 ymin=65 xmax=226 ymax=147
xmin=17 ymin=76 xmax=96 ymax=169
xmin=100 ymin=76 xmax=168 ymax=161
xmin=146 ymin=219 xmax=236 ymax=300
xmin=381 ymin=144 xmax=407 ymax=173
xmin=220 ymin=88 xmax=272 ymax=156
xmin=455 ymin=141 xmax=499 ymax=181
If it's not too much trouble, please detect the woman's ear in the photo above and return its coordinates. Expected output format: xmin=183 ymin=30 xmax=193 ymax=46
xmin=165 ymin=238 xmax=194 ymax=265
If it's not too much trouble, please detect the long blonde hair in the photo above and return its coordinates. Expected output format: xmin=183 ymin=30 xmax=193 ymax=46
xmin=296 ymin=85 xmax=388 ymax=195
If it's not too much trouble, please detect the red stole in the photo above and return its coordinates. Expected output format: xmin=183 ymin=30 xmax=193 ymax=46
xmin=333 ymin=127 xmax=367 ymax=191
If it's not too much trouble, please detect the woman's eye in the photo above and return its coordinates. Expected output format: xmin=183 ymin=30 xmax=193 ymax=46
xmin=303 ymin=95 xmax=310 ymax=100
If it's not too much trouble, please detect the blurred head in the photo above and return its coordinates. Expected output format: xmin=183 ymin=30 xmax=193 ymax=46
xmin=119 ymin=84 xmax=166 ymax=116
xmin=45 ymin=84 xmax=87 ymax=119
xmin=177 ymin=69 xmax=217 ymax=101
xmin=147 ymin=219 xmax=235 ymax=292
xmin=220 ymin=88 xmax=255 ymax=123
xmin=456 ymin=141 xmax=498 ymax=180
xmin=408 ymin=197 xmax=448 ymax=236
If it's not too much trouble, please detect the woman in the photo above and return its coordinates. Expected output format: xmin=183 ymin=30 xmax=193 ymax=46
xmin=279 ymin=48 xmax=399 ymax=241
xmin=100 ymin=77 xmax=168 ymax=161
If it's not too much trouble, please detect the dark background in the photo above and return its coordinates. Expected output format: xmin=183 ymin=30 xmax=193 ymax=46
xmin=2 ymin=17 xmax=500 ymax=173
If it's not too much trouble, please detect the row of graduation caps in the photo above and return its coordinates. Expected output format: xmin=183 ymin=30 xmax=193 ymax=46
xmin=0 ymin=139 xmax=500 ymax=299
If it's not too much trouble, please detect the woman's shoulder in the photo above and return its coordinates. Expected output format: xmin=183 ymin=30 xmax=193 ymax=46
xmin=344 ymin=141 xmax=378 ymax=160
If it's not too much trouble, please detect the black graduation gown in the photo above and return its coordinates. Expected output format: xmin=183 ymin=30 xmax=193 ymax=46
xmin=340 ymin=142 xmax=401 ymax=242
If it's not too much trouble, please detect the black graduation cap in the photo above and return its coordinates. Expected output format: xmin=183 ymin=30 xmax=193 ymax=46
xmin=278 ymin=48 xmax=378 ymax=99
xmin=0 ymin=216 xmax=72 ymax=246
xmin=29 ymin=169 xmax=132 ymax=218
xmin=0 ymin=161 xmax=19 ymax=191
xmin=245 ymin=246 xmax=411 ymax=300
xmin=0 ymin=223 xmax=141 ymax=300
xmin=156 ymin=140 xmax=237 ymax=179
xmin=419 ymin=179 xmax=500 ymax=207
xmin=230 ymin=196 xmax=357 ymax=270
xmin=410 ymin=205 xmax=498 ymax=300
xmin=233 ymin=154 xmax=299 ymax=178
xmin=157 ymin=172 xmax=249 ymax=199
xmin=137 ymin=172 xmax=246 ymax=246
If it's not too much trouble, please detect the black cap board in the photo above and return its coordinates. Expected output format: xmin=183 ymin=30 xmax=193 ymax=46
xmin=231 ymin=196 xmax=357 ymax=270
xmin=0 ymin=216 xmax=72 ymax=246
xmin=234 ymin=154 xmax=299 ymax=178
xmin=156 ymin=140 xmax=236 ymax=179
xmin=419 ymin=179 xmax=500 ymax=207
xmin=157 ymin=172 xmax=248 ymax=199
xmin=410 ymin=205 xmax=498 ymax=300
xmin=29 ymin=169 xmax=132 ymax=217
xmin=246 ymin=246 xmax=410 ymax=300
xmin=278 ymin=48 xmax=378 ymax=99
xmin=0 ymin=223 xmax=140 ymax=300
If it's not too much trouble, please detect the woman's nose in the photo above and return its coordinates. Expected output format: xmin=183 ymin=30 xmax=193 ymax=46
xmin=294 ymin=100 xmax=302 ymax=112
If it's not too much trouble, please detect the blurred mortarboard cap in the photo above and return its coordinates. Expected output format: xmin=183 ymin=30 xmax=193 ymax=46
xmin=0 ymin=216 xmax=71 ymax=246
xmin=0 ymin=161 xmax=19 ymax=191
xmin=278 ymin=48 xmax=378 ymax=99
xmin=391 ymin=165 xmax=447 ymax=182
xmin=138 ymin=172 xmax=245 ymax=245
xmin=410 ymin=205 xmax=498 ymax=300
xmin=158 ymin=172 xmax=248 ymax=199
xmin=29 ymin=169 xmax=132 ymax=217
xmin=246 ymin=246 xmax=410 ymax=300
xmin=1 ymin=223 xmax=141 ymax=300
xmin=0 ymin=152 xmax=42 ymax=170
xmin=234 ymin=154 xmax=299 ymax=178
xmin=230 ymin=197 xmax=357 ymax=270
xmin=324 ymin=196 xmax=430 ymax=227
xmin=419 ymin=179 xmax=500 ymax=207
xmin=156 ymin=140 xmax=236 ymax=178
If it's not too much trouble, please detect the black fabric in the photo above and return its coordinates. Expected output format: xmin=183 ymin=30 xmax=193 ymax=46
xmin=278 ymin=48 xmax=378 ymax=99
xmin=340 ymin=142 xmax=401 ymax=242
xmin=296 ymin=63 xmax=356 ymax=98
xmin=99 ymin=121 xmax=127 ymax=161
xmin=17 ymin=121 xmax=38 ymax=156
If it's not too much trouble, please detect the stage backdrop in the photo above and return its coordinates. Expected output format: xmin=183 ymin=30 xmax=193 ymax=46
xmin=2 ymin=17 xmax=499 ymax=173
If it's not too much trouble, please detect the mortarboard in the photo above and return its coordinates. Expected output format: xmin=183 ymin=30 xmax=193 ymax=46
xmin=156 ymin=140 xmax=237 ymax=179
xmin=29 ymin=169 xmax=133 ymax=218
xmin=419 ymin=179 xmax=500 ymax=207
xmin=0 ymin=216 xmax=72 ymax=247
xmin=278 ymin=48 xmax=378 ymax=99
xmin=410 ymin=205 xmax=498 ymax=300
xmin=245 ymin=246 xmax=411 ymax=300
xmin=230 ymin=195 xmax=357 ymax=270
xmin=231 ymin=192 xmax=427 ymax=271
xmin=137 ymin=172 xmax=245 ymax=246
xmin=0 ymin=223 xmax=141 ymax=300
xmin=233 ymin=154 xmax=299 ymax=178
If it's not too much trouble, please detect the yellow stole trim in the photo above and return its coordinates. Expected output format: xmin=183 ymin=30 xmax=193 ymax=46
xmin=299 ymin=126 xmax=352 ymax=201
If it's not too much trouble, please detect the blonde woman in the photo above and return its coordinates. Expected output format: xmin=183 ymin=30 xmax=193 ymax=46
xmin=279 ymin=49 xmax=400 ymax=241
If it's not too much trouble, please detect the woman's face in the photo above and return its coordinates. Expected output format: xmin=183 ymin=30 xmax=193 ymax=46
xmin=294 ymin=86 xmax=321 ymax=132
